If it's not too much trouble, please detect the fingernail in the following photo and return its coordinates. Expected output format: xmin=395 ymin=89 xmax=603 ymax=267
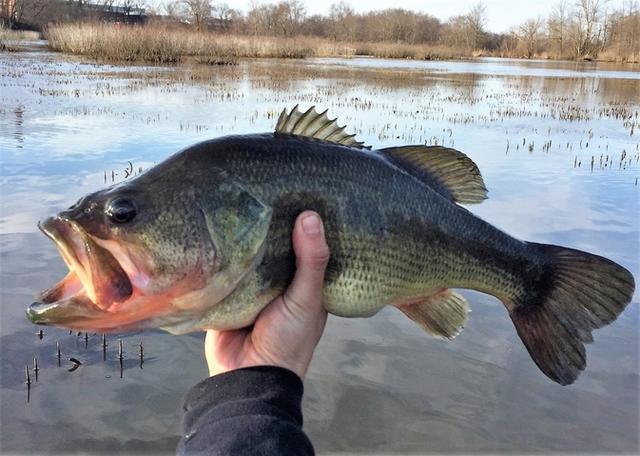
xmin=301 ymin=213 xmax=322 ymax=236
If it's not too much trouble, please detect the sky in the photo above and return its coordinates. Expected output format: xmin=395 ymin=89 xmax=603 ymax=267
xmin=149 ymin=0 xmax=629 ymax=34
xmin=296 ymin=0 xmax=560 ymax=33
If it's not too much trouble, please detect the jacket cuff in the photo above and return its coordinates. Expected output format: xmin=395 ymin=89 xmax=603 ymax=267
xmin=183 ymin=365 xmax=304 ymax=431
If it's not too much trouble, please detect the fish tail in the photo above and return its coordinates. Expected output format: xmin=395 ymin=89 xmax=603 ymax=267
xmin=507 ymin=243 xmax=635 ymax=385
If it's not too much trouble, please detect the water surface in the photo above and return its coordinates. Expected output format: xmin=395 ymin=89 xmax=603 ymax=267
xmin=1 ymin=48 xmax=638 ymax=454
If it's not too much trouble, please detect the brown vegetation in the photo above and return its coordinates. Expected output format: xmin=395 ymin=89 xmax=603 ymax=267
xmin=184 ymin=0 xmax=638 ymax=62
xmin=0 ymin=25 xmax=39 ymax=40
xmin=46 ymin=23 xmax=474 ymax=63
xmin=46 ymin=23 xmax=322 ymax=63
xmin=0 ymin=23 xmax=40 ymax=51
xmin=4 ymin=0 xmax=639 ymax=63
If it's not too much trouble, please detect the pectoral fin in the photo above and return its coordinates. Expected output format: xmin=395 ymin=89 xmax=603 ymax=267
xmin=395 ymin=289 xmax=470 ymax=339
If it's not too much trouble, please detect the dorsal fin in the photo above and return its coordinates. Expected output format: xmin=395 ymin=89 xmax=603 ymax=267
xmin=381 ymin=145 xmax=488 ymax=204
xmin=275 ymin=105 xmax=368 ymax=149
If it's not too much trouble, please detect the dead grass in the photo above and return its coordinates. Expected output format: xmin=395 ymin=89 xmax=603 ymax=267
xmin=353 ymin=41 xmax=471 ymax=60
xmin=46 ymin=23 xmax=474 ymax=64
xmin=0 ymin=26 xmax=41 ymax=51
xmin=597 ymin=47 xmax=640 ymax=63
xmin=0 ymin=27 xmax=41 ymax=41
xmin=46 ymin=23 xmax=345 ymax=64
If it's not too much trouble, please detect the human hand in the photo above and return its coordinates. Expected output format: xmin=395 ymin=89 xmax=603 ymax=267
xmin=205 ymin=211 xmax=330 ymax=379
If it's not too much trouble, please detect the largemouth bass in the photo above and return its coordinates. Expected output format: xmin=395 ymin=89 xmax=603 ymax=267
xmin=29 ymin=106 xmax=635 ymax=385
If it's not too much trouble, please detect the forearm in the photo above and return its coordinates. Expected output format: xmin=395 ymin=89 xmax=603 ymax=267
xmin=178 ymin=366 xmax=314 ymax=455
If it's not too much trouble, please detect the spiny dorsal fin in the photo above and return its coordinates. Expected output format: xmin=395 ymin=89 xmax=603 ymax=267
xmin=381 ymin=145 xmax=488 ymax=204
xmin=275 ymin=105 xmax=368 ymax=149
xmin=395 ymin=289 xmax=470 ymax=339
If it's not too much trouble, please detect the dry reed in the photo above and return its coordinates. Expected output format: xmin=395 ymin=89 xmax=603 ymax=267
xmin=0 ymin=26 xmax=41 ymax=51
xmin=46 ymin=23 xmax=342 ymax=63
xmin=0 ymin=27 xmax=41 ymax=41
xmin=46 ymin=23 xmax=472 ymax=64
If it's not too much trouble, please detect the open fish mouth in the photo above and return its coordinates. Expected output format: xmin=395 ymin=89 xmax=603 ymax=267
xmin=28 ymin=217 xmax=133 ymax=325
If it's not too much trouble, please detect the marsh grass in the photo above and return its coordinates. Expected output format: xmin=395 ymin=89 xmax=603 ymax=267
xmin=0 ymin=26 xmax=42 ymax=52
xmin=47 ymin=23 xmax=335 ymax=63
xmin=597 ymin=46 xmax=640 ymax=63
xmin=353 ymin=42 xmax=471 ymax=60
xmin=46 ymin=23 xmax=471 ymax=64
xmin=0 ymin=27 xmax=41 ymax=41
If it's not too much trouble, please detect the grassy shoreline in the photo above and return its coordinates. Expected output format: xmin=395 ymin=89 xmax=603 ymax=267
xmin=35 ymin=23 xmax=639 ymax=65
xmin=45 ymin=23 xmax=472 ymax=64
xmin=0 ymin=27 xmax=42 ymax=52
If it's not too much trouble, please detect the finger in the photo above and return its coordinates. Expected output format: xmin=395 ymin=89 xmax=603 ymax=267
xmin=286 ymin=211 xmax=330 ymax=312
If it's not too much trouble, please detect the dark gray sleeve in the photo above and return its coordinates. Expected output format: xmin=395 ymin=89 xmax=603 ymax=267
xmin=177 ymin=366 xmax=315 ymax=455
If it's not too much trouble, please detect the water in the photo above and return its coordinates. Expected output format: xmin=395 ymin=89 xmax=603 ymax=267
xmin=1 ymin=47 xmax=638 ymax=454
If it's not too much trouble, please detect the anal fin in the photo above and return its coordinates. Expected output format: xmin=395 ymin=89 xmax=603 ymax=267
xmin=395 ymin=289 xmax=469 ymax=339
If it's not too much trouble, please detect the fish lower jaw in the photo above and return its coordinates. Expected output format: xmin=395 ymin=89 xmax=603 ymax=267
xmin=28 ymin=287 xmax=105 ymax=326
xmin=38 ymin=216 xmax=135 ymax=311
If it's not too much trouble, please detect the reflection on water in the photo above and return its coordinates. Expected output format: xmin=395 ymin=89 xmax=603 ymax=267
xmin=0 ymin=48 xmax=638 ymax=454
xmin=311 ymin=56 xmax=640 ymax=80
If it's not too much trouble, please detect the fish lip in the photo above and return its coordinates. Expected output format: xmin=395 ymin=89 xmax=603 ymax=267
xmin=27 ymin=302 xmax=54 ymax=324
xmin=35 ymin=216 xmax=133 ymax=314
xmin=38 ymin=217 xmax=87 ymax=284
xmin=27 ymin=298 xmax=104 ymax=327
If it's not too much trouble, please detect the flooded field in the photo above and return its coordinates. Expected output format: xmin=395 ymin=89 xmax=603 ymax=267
xmin=1 ymin=46 xmax=638 ymax=454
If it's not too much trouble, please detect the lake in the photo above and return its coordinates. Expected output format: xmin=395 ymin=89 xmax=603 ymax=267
xmin=1 ymin=45 xmax=638 ymax=453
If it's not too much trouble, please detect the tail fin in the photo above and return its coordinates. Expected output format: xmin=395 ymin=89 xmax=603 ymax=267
xmin=509 ymin=244 xmax=635 ymax=385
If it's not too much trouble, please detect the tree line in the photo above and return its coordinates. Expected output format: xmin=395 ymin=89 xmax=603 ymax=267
xmin=151 ymin=0 xmax=640 ymax=60
xmin=2 ymin=0 xmax=639 ymax=61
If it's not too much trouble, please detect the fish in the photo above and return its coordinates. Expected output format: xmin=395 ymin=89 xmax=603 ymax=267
xmin=29 ymin=106 xmax=635 ymax=385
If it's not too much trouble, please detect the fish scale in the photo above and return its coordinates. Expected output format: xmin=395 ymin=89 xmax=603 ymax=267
xmin=188 ymin=134 xmax=532 ymax=316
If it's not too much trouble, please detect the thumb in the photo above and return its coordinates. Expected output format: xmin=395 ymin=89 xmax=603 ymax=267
xmin=285 ymin=211 xmax=330 ymax=313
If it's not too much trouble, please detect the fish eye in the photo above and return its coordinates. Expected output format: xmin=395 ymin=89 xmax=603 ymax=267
xmin=106 ymin=198 xmax=137 ymax=224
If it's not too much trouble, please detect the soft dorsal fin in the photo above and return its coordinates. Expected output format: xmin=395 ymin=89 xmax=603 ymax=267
xmin=275 ymin=105 xmax=368 ymax=149
xmin=380 ymin=145 xmax=488 ymax=204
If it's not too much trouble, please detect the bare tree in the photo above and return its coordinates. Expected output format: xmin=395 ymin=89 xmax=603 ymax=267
xmin=280 ymin=0 xmax=306 ymax=36
xmin=500 ymin=28 xmax=520 ymax=56
xmin=212 ymin=2 xmax=239 ymax=30
xmin=441 ymin=3 xmax=487 ymax=52
xmin=466 ymin=1 xmax=488 ymax=50
xmin=548 ymin=0 xmax=569 ymax=57
xmin=212 ymin=2 xmax=231 ymax=21
xmin=163 ymin=0 xmax=185 ymax=20
xmin=603 ymin=0 xmax=640 ymax=60
xmin=2 ymin=0 xmax=48 ymax=27
xmin=329 ymin=1 xmax=355 ymax=40
xmin=519 ymin=16 xmax=544 ymax=57
xmin=183 ymin=0 xmax=211 ymax=31
xmin=570 ymin=0 xmax=605 ymax=58
xmin=0 ymin=0 xmax=17 ymax=26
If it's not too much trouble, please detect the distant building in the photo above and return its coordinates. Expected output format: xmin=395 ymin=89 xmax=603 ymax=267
xmin=1 ymin=0 xmax=148 ymax=28
xmin=83 ymin=2 xmax=148 ymax=25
